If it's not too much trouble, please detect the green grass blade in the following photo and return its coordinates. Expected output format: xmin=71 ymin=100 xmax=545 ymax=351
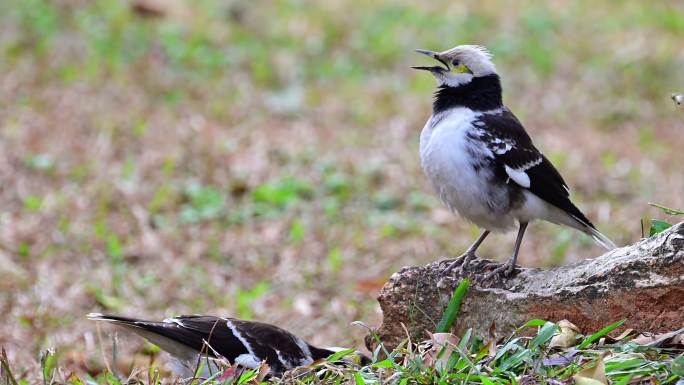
xmin=648 ymin=202 xmax=684 ymax=216
xmin=499 ymin=349 xmax=530 ymax=371
xmin=605 ymin=358 xmax=646 ymax=373
xmin=326 ymin=349 xmax=355 ymax=362
xmin=0 ymin=352 xmax=20 ymax=385
xmin=519 ymin=319 xmax=548 ymax=329
xmin=436 ymin=279 xmax=470 ymax=333
xmin=671 ymin=355 xmax=684 ymax=376
xmin=371 ymin=359 xmax=394 ymax=369
xmin=479 ymin=375 xmax=496 ymax=385
xmin=577 ymin=319 xmax=626 ymax=349
xmin=451 ymin=344 xmax=482 ymax=375
xmin=40 ymin=350 xmax=56 ymax=385
xmin=458 ymin=328 xmax=472 ymax=350
xmin=529 ymin=321 xmax=558 ymax=349
xmin=612 ymin=374 xmax=634 ymax=385
xmin=237 ymin=369 xmax=257 ymax=385
xmin=493 ymin=337 xmax=522 ymax=362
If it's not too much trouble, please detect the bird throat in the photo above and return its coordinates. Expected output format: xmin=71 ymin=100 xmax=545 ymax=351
xmin=432 ymin=74 xmax=503 ymax=114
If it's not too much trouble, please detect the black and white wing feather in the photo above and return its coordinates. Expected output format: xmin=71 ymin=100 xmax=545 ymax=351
xmin=87 ymin=313 xmax=332 ymax=377
xmin=470 ymin=109 xmax=615 ymax=249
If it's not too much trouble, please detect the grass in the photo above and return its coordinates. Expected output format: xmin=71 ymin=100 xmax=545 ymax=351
xmin=0 ymin=0 xmax=683 ymax=380
xmin=1 ymin=318 xmax=681 ymax=384
xmin=646 ymin=203 xmax=684 ymax=236
xmin=435 ymin=279 xmax=470 ymax=334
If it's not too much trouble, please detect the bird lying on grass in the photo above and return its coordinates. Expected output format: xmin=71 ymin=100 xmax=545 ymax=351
xmin=413 ymin=45 xmax=616 ymax=279
xmin=87 ymin=313 xmax=370 ymax=378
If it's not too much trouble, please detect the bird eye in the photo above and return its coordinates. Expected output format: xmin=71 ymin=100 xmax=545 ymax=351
xmin=452 ymin=59 xmax=460 ymax=67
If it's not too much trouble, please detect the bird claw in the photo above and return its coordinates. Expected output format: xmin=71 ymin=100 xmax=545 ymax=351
xmin=483 ymin=260 xmax=518 ymax=282
xmin=441 ymin=251 xmax=476 ymax=277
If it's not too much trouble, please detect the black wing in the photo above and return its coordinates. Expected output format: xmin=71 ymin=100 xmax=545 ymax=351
xmin=89 ymin=314 xmax=249 ymax=361
xmin=470 ymin=109 xmax=595 ymax=229
xmin=229 ymin=319 xmax=327 ymax=369
xmin=89 ymin=314 xmax=322 ymax=375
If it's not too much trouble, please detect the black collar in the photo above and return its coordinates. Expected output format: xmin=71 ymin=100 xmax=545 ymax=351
xmin=433 ymin=74 xmax=503 ymax=113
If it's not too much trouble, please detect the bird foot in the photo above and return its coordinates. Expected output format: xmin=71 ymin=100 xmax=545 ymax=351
xmin=441 ymin=251 xmax=476 ymax=277
xmin=483 ymin=259 xmax=518 ymax=282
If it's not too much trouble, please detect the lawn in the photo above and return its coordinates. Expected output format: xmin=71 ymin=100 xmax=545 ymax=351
xmin=0 ymin=0 xmax=683 ymax=379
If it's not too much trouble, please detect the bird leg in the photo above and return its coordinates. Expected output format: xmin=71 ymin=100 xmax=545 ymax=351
xmin=484 ymin=222 xmax=528 ymax=281
xmin=442 ymin=230 xmax=490 ymax=275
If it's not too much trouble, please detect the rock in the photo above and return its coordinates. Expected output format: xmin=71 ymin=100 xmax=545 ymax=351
xmin=366 ymin=222 xmax=684 ymax=351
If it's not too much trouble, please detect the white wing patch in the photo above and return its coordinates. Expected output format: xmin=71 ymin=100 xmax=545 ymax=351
xmin=504 ymin=157 xmax=543 ymax=188
xmin=504 ymin=165 xmax=530 ymax=188
xmin=226 ymin=320 xmax=258 ymax=361
xmin=235 ymin=353 xmax=261 ymax=368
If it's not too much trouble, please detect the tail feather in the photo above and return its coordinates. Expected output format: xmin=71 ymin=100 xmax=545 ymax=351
xmin=87 ymin=313 xmax=191 ymax=342
xmin=87 ymin=313 xmax=215 ymax=378
xmin=586 ymin=226 xmax=617 ymax=250
xmin=87 ymin=313 xmax=231 ymax=358
xmin=87 ymin=313 xmax=147 ymax=325
xmin=86 ymin=313 xmax=173 ymax=345
xmin=569 ymin=215 xmax=617 ymax=250
xmin=87 ymin=313 xmax=202 ymax=362
xmin=87 ymin=313 xmax=163 ymax=331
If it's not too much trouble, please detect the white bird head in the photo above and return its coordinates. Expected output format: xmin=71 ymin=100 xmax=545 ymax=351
xmin=412 ymin=45 xmax=497 ymax=87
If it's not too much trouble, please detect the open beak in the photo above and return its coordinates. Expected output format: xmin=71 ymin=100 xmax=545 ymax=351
xmin=411 ymin=49 xmax=449 ymax=72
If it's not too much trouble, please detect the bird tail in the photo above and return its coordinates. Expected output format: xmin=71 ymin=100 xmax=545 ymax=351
xmin=87 ymin=313 xmax=151 ymax=327
xmin=543 ymin=195 xmax=617 ymax=250
xmin=87 ymin=313 xmax=204 ymax=361
xmin=88 ymin=313 xmax=219 ymax=377
xmin=567 ymin=214 xmax=617 ymax=250
xmin=87 ymin=312 xmax=170 ymax=349
xmin=584 ymin=224 xmax=617 ymax=250
xmin=87 ymin=313 xmax=187 ymax=350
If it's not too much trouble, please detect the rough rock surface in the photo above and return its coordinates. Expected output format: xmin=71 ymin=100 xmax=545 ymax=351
xmin=367 ymin=222 xmax=684 ymax=351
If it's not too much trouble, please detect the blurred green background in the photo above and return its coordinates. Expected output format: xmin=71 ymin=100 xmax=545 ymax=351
xmin=1 ymin=0 xmax=682 ymax=375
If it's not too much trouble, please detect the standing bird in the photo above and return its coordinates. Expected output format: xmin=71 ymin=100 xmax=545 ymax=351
xmin=88 ymin=313 xmax=369 ymax=378
xmin=413 ymin=45 xmax=616 ymax=278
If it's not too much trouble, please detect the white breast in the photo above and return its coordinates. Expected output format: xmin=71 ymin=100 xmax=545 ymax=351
xmin=419 ymin=108 xmax=516 ymax=231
